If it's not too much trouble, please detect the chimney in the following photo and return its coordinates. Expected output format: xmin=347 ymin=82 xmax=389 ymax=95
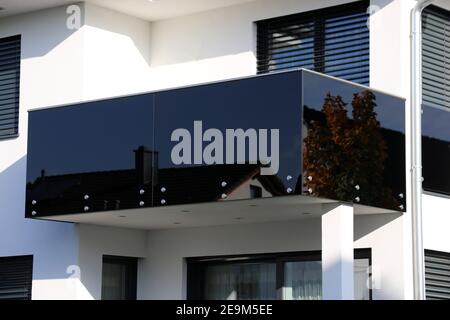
xmin=134 ymin=146 xmax=158 ymax=186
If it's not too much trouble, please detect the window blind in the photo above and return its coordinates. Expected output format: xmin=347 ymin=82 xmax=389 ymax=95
xmin=0 ymin=35 xmax=21 ymax=139
xmin=422 ymin=5 xmax=450 ymax=109
xmin=257 ymin=1 xmax=370 ymax=85
xmin=425 ymin=250 xmax=450 ymax=300
xmin=0 ymin=255 xmax=33 ymax=300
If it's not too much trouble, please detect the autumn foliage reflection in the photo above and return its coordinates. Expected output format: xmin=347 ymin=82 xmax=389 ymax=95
xmin=303 ymin=90 xmax=398 ymax=208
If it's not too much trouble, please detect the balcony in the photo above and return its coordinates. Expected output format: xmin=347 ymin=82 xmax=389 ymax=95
xmin=25 ymin=70 xmax=406 ymax=227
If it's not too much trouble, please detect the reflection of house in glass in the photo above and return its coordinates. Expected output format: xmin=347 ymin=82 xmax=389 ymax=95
xmin=26 ymin=146 xmax=286 ymax=216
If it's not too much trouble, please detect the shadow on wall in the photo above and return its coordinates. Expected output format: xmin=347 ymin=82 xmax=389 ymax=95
xmin=148 ymin=1 xmax=262 ymax=67
xmin=0 ymin=156 xmax=79 ymax=281
xmin=0 ymin=4 xmax=84 ymax=59
xmin=83 ymin=2 xmax=151 ymax=66
xmin=0 ymin=2 xmax=150 ymax=67
xmin=354 ymin=213 xmax=401 ymax=241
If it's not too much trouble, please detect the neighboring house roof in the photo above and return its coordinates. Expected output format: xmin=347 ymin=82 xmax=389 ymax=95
xmin=27 ymin=163 xmax=286 ymax=216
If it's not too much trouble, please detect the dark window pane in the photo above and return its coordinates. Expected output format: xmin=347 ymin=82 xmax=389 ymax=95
xmin=101 ymin=256 xmax=137 ymax=300
xmin=422 ymin=105 xmax=450 ymax=195
xmin=250 ymin=185 xmax=263 ymax=198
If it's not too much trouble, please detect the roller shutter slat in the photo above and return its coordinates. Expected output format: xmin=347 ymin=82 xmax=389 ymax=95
xmin=0 ymin=256 xmax=33 ymax=300
xmin=0 ymin=35 xmax=20 ymax=139
xmin=425 ymin=250 xmax=450 ymax=300
xmin=422 ymin=6 xmax=450 ymax=109
xmin=257 ymin=1 xmax=369 ymax=85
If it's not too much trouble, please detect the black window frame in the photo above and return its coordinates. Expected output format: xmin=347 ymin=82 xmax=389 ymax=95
xmin=256 ymin=1 xmax=370 ymax=85
xmin=101 ymin=255 xmax=138 ymax=300
xmin=0 ymin=255 xmax=33 ymax=300
xmin=0 ymin=34 xmax=21 ymax=140
xmin=186 ymin=249 xmax=372 ymax=300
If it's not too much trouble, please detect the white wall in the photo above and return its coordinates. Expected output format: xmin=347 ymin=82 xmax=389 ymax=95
xmin=0 ymin=3 xmax=154 ymax=299
xmin=78 ymin=224 xmax=147 ymax=300
xmin=369 ymin=0 xmax=416 ymax=300
xmin=423 ymin=194 xmax=450 ymax=252
xmin=0 ymin=4 xmax=86 ymax=300
xmin=148 ymin=0 xmax=352 ymax=90
xmin=369 ymin=0 xmax=450 ymax=299
xmin=1 ymin=0 xmax=449 ymax=300
xmin=82 ymin=2 xmax=152 ymax=99
xmin=140 ymin=219 xmax=321 ymax=299
xmin=139 ymin=213 xmax=405 ymax=300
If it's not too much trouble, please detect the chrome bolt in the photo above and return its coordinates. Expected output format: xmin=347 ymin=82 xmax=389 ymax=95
xmin=399 ymin=193 xmax=404 ymax=199
xmin=221 ymin=181 xmax=227 ymax=187
xmin=221 ymin=193 xmax=227 ymax=199
xmin=31 ymin=200 xmax=37 ymax=205
xmin=286 ymin=175 xmax=293 ymax=181
xmin=84 ymin=195 xmax=89 ymax=200
xmin=399 ymin=205 xmax=405 ymax=210
xmin=161 ymin=199 xmax=166 ymax=205
xmin=307 ymin=176 xmax=313 ymax=181
xmin=354 ymin=197 xmax=361 ymax=203
xmin=139 ymin=201 xmax=145 ymax=207
xmin=355 ymin=185 xmax=360 ymax=191
xmin=140 ymin=189 xmax=145 ymax=195
xmin=84 ymin=206 xmax=90 ymax=212
xmin=31 ymin=211 xmax=37 ymax=216
xmin=161 ymin=187 xmax=166 ymax=193
xmin=287 ymin=187 xmax=293 ymax=193
xmin=308 ymin=188 xmax=313 ymax=194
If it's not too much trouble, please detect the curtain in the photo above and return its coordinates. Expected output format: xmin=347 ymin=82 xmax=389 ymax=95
xmin=354 ymin=258 xmax=370 ymax=300
xmin=204 ymin=262 xmax=277 ymax=300
xmin=202 ymin=258 xmax=370 ymax=300
xmin=101 ymin=262 xmax=127 ymax=300
xmin=284 ymin=261 xmax=322 ymax=300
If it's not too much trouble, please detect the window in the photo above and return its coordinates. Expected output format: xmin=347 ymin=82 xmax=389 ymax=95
xmin=0 ymin=255 xmax=33 ymax=300
xmin=425 ymin=250 xmax=450 ymax=300
xmin=422 ymin=5 xmax=450 ymax=109
xmin=422 ymin=5 xmax=450 ymax=196
xmin=187 ymin=250 xmax=371 ymax=300
xmin=250 ymin=185 xmax=262 ymax=198
xmin=0 ymin=35 xmax=21 ymax=139
xmin=101 ymin=255 xmax=138 ymax=300
xmin=256 ymin=1 xmax=370 ymax=85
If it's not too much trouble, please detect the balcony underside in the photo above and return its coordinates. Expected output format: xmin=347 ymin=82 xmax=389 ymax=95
xmin=38 ymin=195 xmax=399 ymax=230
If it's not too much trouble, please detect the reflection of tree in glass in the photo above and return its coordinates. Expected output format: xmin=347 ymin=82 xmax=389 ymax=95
xmin=303 ymin=90 xmax=398 ymax=209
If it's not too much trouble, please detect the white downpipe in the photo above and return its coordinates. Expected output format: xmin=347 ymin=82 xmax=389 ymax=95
xmin=411 ymin=0 xmax=434 ymax=300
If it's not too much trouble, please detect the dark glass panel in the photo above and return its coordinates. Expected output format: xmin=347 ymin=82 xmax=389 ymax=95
xmin=301 ymin=70 xmax=406 ymax=211
xmin=153 ymin=71 xmax=302 ymax=206
xmin=26 ymin=94 xmax=155 ymax=217
xmin=26 ymin=70 xmax=407 ymax=217
xmin=422 ymin=105 xmax=450 ymax=195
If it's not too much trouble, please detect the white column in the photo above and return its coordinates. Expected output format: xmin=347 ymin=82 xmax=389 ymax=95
xmin=321 ymin=204 xmax=354 ymax=300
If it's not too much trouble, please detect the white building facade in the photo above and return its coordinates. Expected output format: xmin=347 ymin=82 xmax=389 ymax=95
xmin=0 ymin=0 xmax=449 ymax=300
